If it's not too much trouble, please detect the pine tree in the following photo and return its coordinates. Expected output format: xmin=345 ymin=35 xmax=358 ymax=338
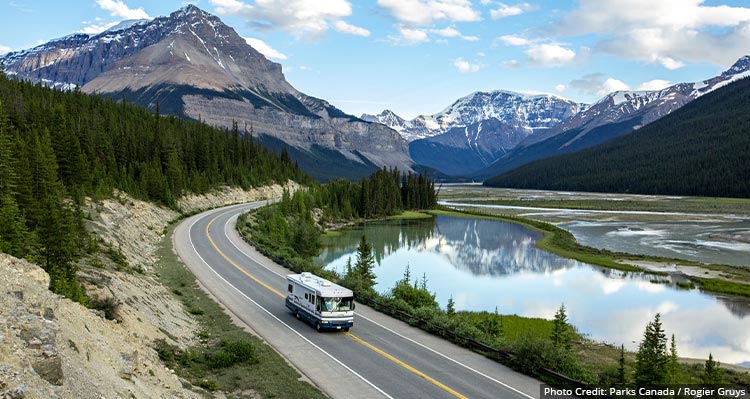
xmin=0 ymin=99 xmax=28 ymax=257
xmin=446 ymin=296 xmax=455 ymax=316
xmin=702 ymin=353 xmax=723 ymax=385
xmin=550 ymin=303 xmax=572 ymax=350
xmin=635 ymin=313 xmax=669 ymax=387
xmin=352 ymin=235 xmax=376 ymax=294
xmin=618 ymin=344 xmax=627 ymax=385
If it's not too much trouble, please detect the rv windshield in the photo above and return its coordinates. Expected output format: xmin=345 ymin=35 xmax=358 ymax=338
xmin=321 ymin=296 xmax=354 ymax=312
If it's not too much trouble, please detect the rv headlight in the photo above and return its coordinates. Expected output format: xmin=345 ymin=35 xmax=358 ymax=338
xmin=321 ymin=320 xmax=329 ymax=323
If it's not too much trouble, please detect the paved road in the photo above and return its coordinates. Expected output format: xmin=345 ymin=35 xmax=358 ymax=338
xmin=174 ymin=202 xmax=543 ymax=399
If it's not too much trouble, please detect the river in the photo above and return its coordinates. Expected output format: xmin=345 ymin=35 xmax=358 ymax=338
xmin=316 ymin=215 xmax=750 ymax=367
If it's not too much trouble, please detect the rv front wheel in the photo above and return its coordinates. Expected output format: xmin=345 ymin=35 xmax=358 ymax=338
xmin=316 ymin=322 xmax=322 ymax=332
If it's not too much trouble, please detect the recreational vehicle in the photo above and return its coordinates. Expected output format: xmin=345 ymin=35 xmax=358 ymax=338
xmin=285 ymin=272 xmax=355 ymax=331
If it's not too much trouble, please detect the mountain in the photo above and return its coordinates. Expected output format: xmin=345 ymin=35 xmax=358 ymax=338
xmin=0 ymin=5 xmax=412 ymax=181
xmin=363 ymin=91 xmax=586 ymax=176
xmin=484 ymin=74 xmax=750 ymax=198
xmin=475 ymin=56 xmax=750 ymax=179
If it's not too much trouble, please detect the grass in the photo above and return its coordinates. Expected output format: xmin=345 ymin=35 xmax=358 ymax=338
xmin=155 ymin=223 xmax=327 ymax=399
xmin=386 ymin=210 xmax=434 ymax=220
xmin=460 ymin=196 xmax=750 ymax=215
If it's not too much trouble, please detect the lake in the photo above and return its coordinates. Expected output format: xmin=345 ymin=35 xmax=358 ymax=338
xmin=317 ymin=215 xmax=750 ymax=366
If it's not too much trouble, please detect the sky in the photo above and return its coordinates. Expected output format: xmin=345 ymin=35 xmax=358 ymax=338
xmin=1 ymin=0 xmax=749 ymax=119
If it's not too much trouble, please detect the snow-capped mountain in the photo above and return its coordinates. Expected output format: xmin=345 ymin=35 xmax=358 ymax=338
xmin=361 ymin=90 xmax=586 ymax=176
xmin=0 ymin=5 xmax=412 ymax=180
xmin=476 ymin=55 xmax=750 ymax=179
xmin=365 ymin=90 xmax=587 ymax=143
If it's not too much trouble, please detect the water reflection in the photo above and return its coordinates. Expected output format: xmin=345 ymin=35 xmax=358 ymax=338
xmin=317 ymin=215 xmax=750 ymax=366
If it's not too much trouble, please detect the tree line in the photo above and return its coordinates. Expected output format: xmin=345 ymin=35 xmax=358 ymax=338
xmin=240 ymin=167 xmax=437 ymax=276
xmin=0 ymin=72 xmax=308 ymax=301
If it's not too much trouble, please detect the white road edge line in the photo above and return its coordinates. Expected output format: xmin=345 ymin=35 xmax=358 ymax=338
xmin=222 ymin=208 xmax=536 ymax=399
xmin=185 ymin=209 xmax=394 ymax=399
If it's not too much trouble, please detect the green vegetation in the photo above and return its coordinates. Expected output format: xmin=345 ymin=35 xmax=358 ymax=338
xmin=430 ymin=207 xmax=750 ymax=297
xmin=155 ymin=225 xmax=326 ymax=398
xmin=485 ymin=75 xmax=750 ymax=198
xmin=463 ymin=197 xmax=750 ymax=215
xmin=634 ymin=313 xmax=670 ymax=386
xmin=0 ymin=72 xmax=306 ymax=303
xmin=429 ymin=208 xmax=641 ymax=272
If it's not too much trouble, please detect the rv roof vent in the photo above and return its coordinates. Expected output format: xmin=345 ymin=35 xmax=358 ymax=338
xmin=322 ymin=281 xmax=332 ymax=287
xmin=301 ymin=272 xmax=312 ymax=279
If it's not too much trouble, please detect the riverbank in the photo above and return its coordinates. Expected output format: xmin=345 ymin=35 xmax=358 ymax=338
xmin=429 ymin=207 xmax=750 ymax=298
xmin=238 ymin=203 xmax=750 ymax=387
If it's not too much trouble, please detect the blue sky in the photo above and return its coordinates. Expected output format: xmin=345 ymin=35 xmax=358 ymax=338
xmin=1 ymin=0 xmax=749 ymax=119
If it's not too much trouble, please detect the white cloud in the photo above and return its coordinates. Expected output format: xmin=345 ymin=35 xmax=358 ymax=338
xmin=498 ymin=34 xmax=530 ymax=46
xmin=453 ymin=58 xmax=481 ymax=73
xmin=601 ymin=78 xmax=630 ymax=95
xmin=555 ymin=84 xmax=567 ymax=92
xmin=490 ymin=3 xmax=532 ymax=19
xmin=434 ymin=27 xmax=460 ymax=37
xmin=525 ymin=43 xmax=576 ymax=67
xmin=244 ymin=37 xmax=288 ymax=60
xmin=334 ymin=21 xmax=371 ymax=37
xmin=95 ymin=0 xmax=150 ymax=20
xmin=636 ymin=79 xmax=671 ymax=91
xmin=0 ymin=45 xmax=11 ymax=55
xmin=377 ymin=0 xmax=481 ymax=26
xmin=79 ymin=20 xmax=120 ymax=34
xmin=210 ymin=0 xmax=360 ymax=40
xmin=555 ymin=0 xmax=750 ymax=68
xmin=567 ymin=73 xmax=631 ymax=96
xmin=431 ymin=27 xmax=479 ymax=41
xmin=392 ymin=27 xmax=430 ymax=45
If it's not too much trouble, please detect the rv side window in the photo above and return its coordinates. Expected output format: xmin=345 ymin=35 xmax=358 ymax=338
xmin=305 ymin=293 xmax=308 ymax=301
xmin=287 ymin=284 xmax=293 ymax=293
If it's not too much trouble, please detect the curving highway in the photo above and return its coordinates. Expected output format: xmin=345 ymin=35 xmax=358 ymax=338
xmin=174 ymin=202 xmax=543 ymax=399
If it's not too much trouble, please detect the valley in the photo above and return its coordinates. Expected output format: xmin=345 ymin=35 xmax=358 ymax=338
xmin=1 ymin=2 xmax=749 ymax=398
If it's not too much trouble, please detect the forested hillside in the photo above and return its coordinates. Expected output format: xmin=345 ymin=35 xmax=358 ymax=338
xmin=485 ymin=77 xmax=750 ymax=198
xmin=0 ymin=71 xmax=308 ymax=300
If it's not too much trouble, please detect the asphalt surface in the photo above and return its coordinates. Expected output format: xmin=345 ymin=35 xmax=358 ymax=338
xmin=173 ymin=202 xmax=543 ymax=399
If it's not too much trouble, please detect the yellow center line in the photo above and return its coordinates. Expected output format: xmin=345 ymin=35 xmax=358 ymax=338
xmin=204 ymin=211 xmax=468 ymax=399
xmin=344 ymin=331 xmax=468 ymax=399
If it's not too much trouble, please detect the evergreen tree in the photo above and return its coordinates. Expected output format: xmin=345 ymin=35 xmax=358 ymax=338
xmin=618 ymin=344 xmax=627 ymax=385
xmin=446 ymin=296 xmax=455 ymax=316
xmin=635 ymin=313 xmax=669 ymax=387
xmin=702 ymin=353 xmax=723 ymax=385
xmin=550 ymin=303 xmax=572 ymax=350
xmin=352 ymin=235 xmax=376 ymax=294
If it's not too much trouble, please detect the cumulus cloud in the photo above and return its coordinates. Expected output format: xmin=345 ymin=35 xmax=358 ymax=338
xmin=210 ymin=0 xmax=367 ymax=40
xmin=567 ymin=73 xmax=631 ymax=96
xmin=525 ymin=43 xmax=576 ymax=67
xmin=555 ymin=84 xmax=567 ymax=92
xmin=334 ymin=21 xmax=371 ymax=37
xmin=95 ymin=0 xmax=150 ymax=20
xmin=636 ymin=79 xmax=672 ymax=91
xmin=453 ymin=58 xmax=481 ymax=73
xmin=391 ymin=27 xmax=430 ymax=45
xmin=431 ymin=27 xmax=479 ymax=41
xmin=377 ymin=0 xmax=481 ymax=26
xmin=498 ymin=34 xmax=530 ymax=46
xmin=244 ymin=37 xmax=288 ymax=60
xmin=0 ymin=45 xmax=11 ymax=55
xmin=554 ymin=0 xmax=750 ymax=68
xmin=490 ymin=2 xmax=532 ymax=19
xmin=79 ymin=18 xmax=120 ymax=34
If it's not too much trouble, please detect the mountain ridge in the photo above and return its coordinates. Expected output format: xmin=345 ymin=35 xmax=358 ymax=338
xmin=0 ymin=5 xmax=412 ymax=180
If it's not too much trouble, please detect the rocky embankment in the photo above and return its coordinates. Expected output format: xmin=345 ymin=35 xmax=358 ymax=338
xmin=0 ymin=183 xmax=294 ymax=398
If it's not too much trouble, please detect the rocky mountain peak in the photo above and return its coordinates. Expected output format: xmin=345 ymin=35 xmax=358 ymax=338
xmin=723 ymin=55 xmax=750 ymax=77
